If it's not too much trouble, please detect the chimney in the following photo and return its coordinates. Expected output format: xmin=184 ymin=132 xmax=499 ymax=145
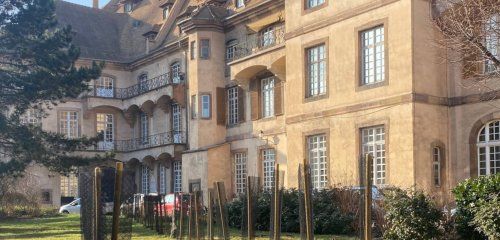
xmin=93 ymin=0 xmax=99 ymax=8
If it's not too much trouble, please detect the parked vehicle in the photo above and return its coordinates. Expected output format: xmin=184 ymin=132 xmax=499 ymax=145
xmin=59 ymin=198 xmax=81 ymax=214
xmin=155 ymin=193 xmax=190 ymax=216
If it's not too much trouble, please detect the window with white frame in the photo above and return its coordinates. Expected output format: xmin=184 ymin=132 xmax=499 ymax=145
xmin=173 ymin=161 xmax=182 ymax=193
xmin=235 ymin=0 xmax=244 ymax=8
xmin=138 ymin=73 xmax=148 ymax=92
xmin=163 ymin=6 xmax=170 ymax=20
xmin=234 ymin=152 xmax=247 ymax=194
xmin=361 ymin=26 xmax=385 ymax=85
xmin=262 ymin=149 xmax=275 ymax=191
xmin=141 ymin=165 xmax=150 ymax=194
xmin=20 ymin=109 xmax=41 ymax=125
xmin=201 ymin=94 xmax=211 ymax=118
xmin=261 ymin=77 xmax=275 ymax=118
xmin=172 ymin=103 xmax=182 ymax=143
xmin=171 ymin=62 xmax=181 ymax=83
xmin=140 ymin=112 xmax=149 ymax=144
xmin=433 ymin=147 xmax=441 ymax=187
xmin=96 ymin=113 xmax=114 ymax=150
xmin=59 ymin=111 xmax=79 ymax=138
xmin=307 ymin=44 xmax=327 ymax=97
xmin=227 ymin=87 xmax=239 ymax=125
xmin=95 ymin=77 xmax=114 ymax=98
xmin=60 ymin=174 xmax=78 ymax=197
xmin=361 ymin=126 xmax=386 ymax=185
xmin=485 ymin=15 xmax=499 ymax=73
xmin=124 ymin=2 xmax=133 ymax=12
xmin=190 ymin=41 xmax=196 ymax=60
xmin=159 ymin=165 xmax=167 ymax=194
xmin=307 ymin=0 xmax=325 ymax=9
xmin=307 ymin=134 xmax=328 ymax=189
xmin=477 ymin=120 xmax=500 ymax=176
xmin=226 ymin=40 xmax=238 ymax=61
xmin=260 ymin=25 xmax=276 ymax=48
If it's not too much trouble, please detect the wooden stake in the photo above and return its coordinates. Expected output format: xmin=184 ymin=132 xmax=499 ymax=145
xmin=93 ymin=167 xmax=101 ymax=240
xmin=364 ymin=154 xmax=373 ymax=240
xmin=246 ymin=176 xmax=254 ymax=240
xmin=215 ymin=182 xmax=228 ymax=240
xmin=207 ymin=189 xmax=213 ymax=240
xmin=302 ymin=158 xmax=313 ymax=240
xmin=273 ymin=164 xmax=280 ymax=240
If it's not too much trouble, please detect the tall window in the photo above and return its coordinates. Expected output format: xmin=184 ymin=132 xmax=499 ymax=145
xmin=171 ymin=62 xmax=181 ymax=83
xmin=140 ymin=112 xmax=149 ymax=144
xmin=234 ymin=152 xmax=247 ymax=194
xmin=262 ymin=149 xmax=275 ymax=191
xmin=173 ymin=161 xmax=182 ymax=193
xmin=235 ymin=0 xmax=244 ymax=8
xmin=307 ymin=134 xmax=328 ymax=189
xmin=307 ymin=0 xmax=325 ymax=9
xmin=95 ymin=77 xmax=114 ymax=98
xmin=485 ymin=15 xmax=499 ymax=73
xmin=60 ymin=174 xmax=78 ymax=197
xmin=260 ymin=25 xmax=276 ymax=48
xmin=159 ymin=165 xmax=167 ymax=194
xmin=361 ymin=126 xmax=386 ymax=185
xmin=433 ymin=147 xmax=441 ymax=187
xmin=59 ymin=111 xmax=79 ymax=138
xmin=163 ymin=6 xmax=170 ymax=20
xmin=142 ymin=165 xmax=150 ymax=194
xmin=138 ymin=73 xmax=149 ymax=92
xmin=361 ymin=26 xmax=385 ymax=85
xmin=172 ymin=103 xmax=182 ymax=143
xmin=262 ymin=77 xmax=275 ymax=118
xmin=226 ymin=40 xmax=238 ymax=61
xmin=190 ymin=41 xmax=196 ymax=60
xmin=307 ymin=44 xmax=327 ymax=97
xmin=191 ymin=95 xmax=198 ymax=119
xmin=96 ymin=114 xmax=114 ymax=150
xmin=477 ymin=120 xmax=500 ymax=176
xmin=200 ymin=39 xmax=210 ymax=59
xmin=201 ymin=94 xmax=211 ymax=118
xmin=227 ymin=87 xmax=239 ymax=125
xmin=20 ymin=109 xmax=41 ymax=125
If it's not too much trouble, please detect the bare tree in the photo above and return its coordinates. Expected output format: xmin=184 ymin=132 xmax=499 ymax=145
xmin=432 ymin=0 xmax=499 ymax=83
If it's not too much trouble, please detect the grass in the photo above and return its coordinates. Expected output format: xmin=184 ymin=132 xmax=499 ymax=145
xmin=0 ymin=214 xmax=356 ymax=239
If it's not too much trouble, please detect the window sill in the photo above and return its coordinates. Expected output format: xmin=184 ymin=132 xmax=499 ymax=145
xmin=356 ymin=80 xmax=388 ymax=92
xmin=304 ymin=93 xmax=328 ymax=103
xmin=302 ymin=2 xmax=328 ymax=15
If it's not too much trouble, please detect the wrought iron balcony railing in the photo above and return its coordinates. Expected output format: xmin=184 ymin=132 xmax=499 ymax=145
xmin=89 ymin=131 xmax=186 ymax=152
xmin=85 ymin=72 xmax=185 ymax=100
xmin=227 ymin=24 xmax=285 ymax=62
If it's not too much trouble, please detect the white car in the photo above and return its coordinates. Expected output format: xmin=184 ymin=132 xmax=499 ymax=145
xmin=59 ymin=198 xmax=81 ymax=214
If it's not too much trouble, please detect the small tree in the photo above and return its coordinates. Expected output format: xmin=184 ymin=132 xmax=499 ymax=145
xmin=471 ymin=194 xmax=500 ymax=239
xmin=0 ymin=0 xmax=109 ymax=178
xmin=383 ymin=188 xmax=443 ymax=240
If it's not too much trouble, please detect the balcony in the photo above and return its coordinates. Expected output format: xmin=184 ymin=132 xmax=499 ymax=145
xmin=90 ymin=131 xmax=186 ymax=152
xmin=85 ymin=72 xmax=185 ymax=100
xmin=227 ymin=23 xmax=285 ymax=63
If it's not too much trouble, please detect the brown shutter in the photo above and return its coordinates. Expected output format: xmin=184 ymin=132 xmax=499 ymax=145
xmin=216 ymin=87 xmax=227 ymax=125
xmin=238 ymin=86 xmax=245 ymax=123
xmin=274 ymin=78 xmax=283 ymax=116
xmin=173 ymin=84 xmax=186 ymax=107
xmin=250 ymin=79 xmax=261 ymax=120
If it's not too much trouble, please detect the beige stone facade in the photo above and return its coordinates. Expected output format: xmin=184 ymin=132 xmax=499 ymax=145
xmin=21 ymin=0 xmax=500 ymax=206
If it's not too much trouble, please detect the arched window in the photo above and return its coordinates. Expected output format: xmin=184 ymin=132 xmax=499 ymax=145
xmin=170 ymin=62 xmax=181 ymax=83
xmin=477 ymin=120 xmax=500 ymax=176
xmin=432 ymin=147 xmax=441 ymax=186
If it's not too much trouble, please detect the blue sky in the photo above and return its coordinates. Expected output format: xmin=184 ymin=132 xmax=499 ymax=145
xmin=64 ymin=0 xmax=111 ymax=7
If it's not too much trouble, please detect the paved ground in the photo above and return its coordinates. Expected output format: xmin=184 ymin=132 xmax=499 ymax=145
xmin=0 ymin=214 xmax=356 ymax=239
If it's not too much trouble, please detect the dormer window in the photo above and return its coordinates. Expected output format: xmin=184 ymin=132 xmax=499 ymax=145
xmin=163 ymin=7 xmax=170 ymax=20
xmin=124 ymin=2 xmax=133 ymax=12
xmin=236 ymin=0 xmax=245 ymax=8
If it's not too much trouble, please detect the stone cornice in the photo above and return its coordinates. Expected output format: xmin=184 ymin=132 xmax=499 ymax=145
xmin=223 ymin=0 xmax=284 ymax=29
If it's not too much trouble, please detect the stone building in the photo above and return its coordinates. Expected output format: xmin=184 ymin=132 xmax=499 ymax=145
xmin=24 ymin=0 xmax=499 ymax=206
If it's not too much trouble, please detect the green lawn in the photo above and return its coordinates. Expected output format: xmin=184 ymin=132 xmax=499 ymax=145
xmin=0 ymin=214 xmax=356 ymax=239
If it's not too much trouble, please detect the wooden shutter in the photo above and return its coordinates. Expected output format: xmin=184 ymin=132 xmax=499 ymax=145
xmin=274 ymin=78 xmax=283 ymax=116
xmin=216 ymin=87 xmax=227 ymax=126
xmin=238 ymin=86 xmax=245 ymax=123
xmin=250 ymin=79 xmax=261 ymax=120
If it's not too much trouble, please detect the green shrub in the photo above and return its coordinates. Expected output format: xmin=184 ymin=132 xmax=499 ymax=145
xmin=471 ymin=194 xmax=500 ymax=239
xmin=382 ymin=188 xmax=443 ymax=240
xmin=452 ymin=174 xmax=500 ymax=240
xmin=226 ymin=188 xmax=357 ymax=235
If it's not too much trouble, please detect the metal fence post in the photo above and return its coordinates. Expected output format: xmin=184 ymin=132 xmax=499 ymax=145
xmin=111 ymin=162 xmax=123 ymax=240
xmin=364 ymin=154 xmax=373 ymax=240
xmin=93 ymin=167 xmax=102 ymax=240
